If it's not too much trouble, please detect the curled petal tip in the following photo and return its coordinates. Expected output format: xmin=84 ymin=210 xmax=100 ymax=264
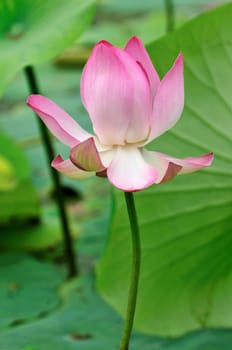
xmin=179 ymin=152 xmax=214 ymax=174
xmin=173 ymin=53 xmax=184 ymax=73
xmin=181 ymin=152 xmax=214 ymax=169
xmin=177 ymin=52 xmax=184 ymax=62
xmin=206 ymin=152 xmax=214 ymax=163
xmin=158 ymin=152 xmax=214 ymax=175
xmin=127 ymin=36 xmax=141 ymax=44
xmin=125 ymin=36 xmax=148 ymax=49
xmin=96 ymin=40 xmax=112 ymax=47
xmin=51 ymin=155 xmax=63 ymax=167
xmin=26 ymin=94 xmax=43 ymax=106
xmin=192 ymin=152 xmax=214 ymax=167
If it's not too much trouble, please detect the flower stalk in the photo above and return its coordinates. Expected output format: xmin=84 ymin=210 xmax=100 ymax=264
xmin=24 ymin=65 xmax=78 ymax=279
xmin=119 ymin=192 xmax=141 ymax=350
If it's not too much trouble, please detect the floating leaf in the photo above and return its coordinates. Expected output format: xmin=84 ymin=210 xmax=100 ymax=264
xmin=0 ymin=273 xmax=165 ymax=349
xmin=0 ymin=253 xmax=63 ymax=329
xmin=97 ymin=3 xmax=232 ymax=336
xmin=1 ymin=272 xmax=232 ymax=349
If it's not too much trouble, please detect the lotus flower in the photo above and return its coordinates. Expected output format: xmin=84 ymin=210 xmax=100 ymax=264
xmin=27 ymin=37 xmax=213 ymax=192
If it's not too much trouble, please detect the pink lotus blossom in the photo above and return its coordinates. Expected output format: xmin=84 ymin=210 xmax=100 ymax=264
xmin=27 ymin=37 xmax=213 ymax=192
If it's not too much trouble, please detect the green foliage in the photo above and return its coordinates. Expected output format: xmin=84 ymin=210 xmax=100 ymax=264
xmin=99 ymin=0 xmax=229 ymax=14
xmin=1 ymin=254 xmax=232 ymax=349
xmin=97 ymin=3 xmax=232 ymax=336
xmin=0 ymin=253 xmax=63 ymax=329
xmin=0 ymin=131 xmax=30 ymax=181
xmin=0 ymin=181 xmax=40 ymax=225
xmin=0 ymin=132 xmax=40 ymax=225
xmin=0 ymin=206 xmax=70 ymax=251
xmin=0 ymin=254 xmax=162 ymax=350
xmin=80 ymin=11 xmax=182 ymax=47
xmin=0 ymin=0 xmax=95 ymax=96
xmin=0 ymin=155 xmax=16 ymax=191
xmin=0 ymin=133 xmax=67 ymax=252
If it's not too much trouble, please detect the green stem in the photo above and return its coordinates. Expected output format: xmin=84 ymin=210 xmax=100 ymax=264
xmin=24 ymin=65 xmax=78 ymax=279
xmin=164 ymin=0 xmax=175 ymax=32
xmin=119 ymin=192 xmax=141 ymax=350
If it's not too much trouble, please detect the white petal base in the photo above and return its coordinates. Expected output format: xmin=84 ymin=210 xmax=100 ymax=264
xmin=107 ymin=147 xmax=158 ymax=192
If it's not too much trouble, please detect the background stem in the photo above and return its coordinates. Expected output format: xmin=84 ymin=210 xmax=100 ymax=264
xmin=24 ymin=65 xmax=78 ymax=278
xmin=165 ymin=0 xmax=175 ymax=32
xmin=119 ymin=192 xmax=141 ymax=350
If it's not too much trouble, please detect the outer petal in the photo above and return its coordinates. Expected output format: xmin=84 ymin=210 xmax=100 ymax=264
xmin=107 ymin=146 xmax=158 ymax=192
xmin=81 ymin=40 xmax=152 ymax=145
xmin=147 ymin=53 xmax=184 ymax=142
xmin=52 ymin=155 xmax=93 ymax=178
xmin=70 ymin=138 xmax=106 ymax=172
xmin=142 ymin=149 xmax=181 ymax=183
xmin=27 ymin=95 xmax=92 ymax=147
xmin=124 ymin=36 xmax=160 ymax=99
xmin=157 ymin=152 xmax=214 ymax=174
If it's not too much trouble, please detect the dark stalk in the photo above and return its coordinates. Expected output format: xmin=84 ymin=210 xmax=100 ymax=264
xmin=165 ymin=0 xmax=175 ymax=32
xmin=24 ymin=65 xmax=78 ymax=278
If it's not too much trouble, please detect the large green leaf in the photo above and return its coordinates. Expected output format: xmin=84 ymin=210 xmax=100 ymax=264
xmin=97 ymin=3 xmax=232 ymax=336
xmin=0 ymin=0 xmax=95 ymax=96
xmin=0 ymin=272 xmax=164 ymax=350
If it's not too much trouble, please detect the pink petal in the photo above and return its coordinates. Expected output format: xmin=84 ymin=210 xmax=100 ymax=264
xmin=124 ymin=36 xmax=160 ymax=99
xmin=52 ymin=155 xmax=93 ymax=178
xmin=81 ymin=40 xmax=152 ymax=145
xmin=70 ymin=138 xmax=105 ymax=172
xmin=147 ymin=53 xmax=184 ymax=142
xmin=158 ymin=152 xmax=214 ymax=174
xmin=107 ymin=147 xmax=158 ymax=192
xmin=142 ymin=149 xmax=181 ymax=183
xmin=27 ymin=95 xmax=92 ymax=147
